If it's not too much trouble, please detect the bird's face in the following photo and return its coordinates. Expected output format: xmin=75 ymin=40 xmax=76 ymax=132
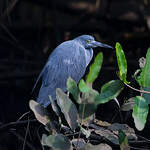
xmin=75 ymin=35 xmax=113 ymax=49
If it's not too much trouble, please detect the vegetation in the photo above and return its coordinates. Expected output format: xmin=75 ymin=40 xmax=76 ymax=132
xmin=30 ymin=43 xmax=150 ymax=150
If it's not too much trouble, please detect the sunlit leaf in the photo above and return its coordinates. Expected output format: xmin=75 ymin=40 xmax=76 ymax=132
xmin=67 ymin=77 xmax=80 ymax=101
xmin=119 ymin=130 xmax=130 ymax=150
xmin=132 ymin=96 xmax=149 ymax=131
xmin=56 ymin=88 xmax=78 ymax=130
xmin=42 ymin=134 xmax=73 ymax=150
xmin=115 ymin=42 xmax=129 ymax=84
xmin=95 ymin=80 xmax=124 ymax=104
xmin=79 ymin=79 xmax=91 ymax=93
xmin=138 ymin=48 xmax=150 ymax=87
xmin=29 ymin=100 xmax=50 ymax=125
xmin=86 ymin=52 xmax=103 ymax=83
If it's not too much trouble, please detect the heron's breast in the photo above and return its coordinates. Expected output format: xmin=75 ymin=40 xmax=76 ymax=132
xmin=84 ymin=49 xmax=93 ymax=67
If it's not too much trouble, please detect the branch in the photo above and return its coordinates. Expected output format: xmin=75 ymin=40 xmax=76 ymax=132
xmin=124 ymin=83 xmax=150 ymax=94
xmin=0 ymin=119 xmax=37 ymax=131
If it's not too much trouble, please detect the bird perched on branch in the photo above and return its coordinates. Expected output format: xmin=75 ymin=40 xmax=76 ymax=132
xmin=33 ymin=35 xmax=113 ymax=107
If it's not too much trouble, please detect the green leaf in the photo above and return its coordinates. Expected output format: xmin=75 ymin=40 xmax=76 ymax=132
xmin=79 ymin=103 xmax=97 ymax=121
xmin=42 ymin=134 xmax=73 ymax=150
xmin=78 ymin=89 xmax=99 ymax=122
xmin=86 ymin=52 xmax=103 ymax=83
xmin=29 ymin=100 xmax=50 ymax=125
xmin=138 ymin=48 xmax=150 ymax=87
xmin=119 ymin=130 xmax=130 ymax=150
xmin=56 ymin=88 xmax=78 ymax=130
xmin=115 ymin=42 xmax=129 ymax=84
xmin=132 ymin=96 xmax=149 ymax=131
xmin=49 ymin=96 xmax=61 ymax=117
xmin=79 ymin=79 xmax=91 ymax=93
xmin=95 ymin=80 xmax=124 ymax=104
xmin=142 ymin=87 xmax=150 ymax=104
xmin=67 ymin=77 xmax=80 ymax=101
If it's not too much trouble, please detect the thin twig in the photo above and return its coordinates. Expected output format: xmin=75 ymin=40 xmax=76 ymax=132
xmin=10 ymin=130 xmax=36 ymax=150
xmin=124 ymin=83 xmax=150 ymax=94
xmin=0 ymin=23 xmax=18 ymax=42
xmin=23 ymin=117 xmax=30 ymax=150
xmin=129 ymin=146 xmax=150 ymax=150
xmin=37 ymin=125 xmax=45 ymax=150
xmin=137 ymin=134 xmax=150 ymax=143
xmin=76 ymin=102 xmax=86 ymax=150
xmin=0 ymin=119 xmax=37 ymax=131
xmin=17 ymin=111 xmax=30 ymax=121
xmin=2 ymin=0 xmax=19 ymax=18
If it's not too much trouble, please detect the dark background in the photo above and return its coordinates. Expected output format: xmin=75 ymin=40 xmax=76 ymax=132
xmin=0 ymin=0 xmax=150 ymax=149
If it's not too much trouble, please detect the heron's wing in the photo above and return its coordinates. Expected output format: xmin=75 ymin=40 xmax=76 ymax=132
xmin=37 ymin=41 xmax=87 ymax=107
xmin=43 ymin=41 xmax=87 ymax=86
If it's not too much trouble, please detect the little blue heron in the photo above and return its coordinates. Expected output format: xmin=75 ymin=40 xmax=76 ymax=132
xmin=33 ymin=35 xmax=113 ymax=107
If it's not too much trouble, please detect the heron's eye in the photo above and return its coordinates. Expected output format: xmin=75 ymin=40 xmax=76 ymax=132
xmin=86 ymin=40 xmax=91 ymax=43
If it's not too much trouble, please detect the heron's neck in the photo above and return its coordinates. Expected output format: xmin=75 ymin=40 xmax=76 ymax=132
xmin=85 ymin=48 xmax=93 ymax=67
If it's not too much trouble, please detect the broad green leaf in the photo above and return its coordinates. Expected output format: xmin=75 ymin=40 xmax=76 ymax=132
xmin=80 ymin=88 xmax=99 ymax=104
xmin=95 ymin=80 xmax=124 ymax=104
xmin=119 ymin=130 xmax=130 ymax=150
xmin=42 ymin=134 xmax=73 ymax=150
xmin=142 ymin=87 xmax=150 ymax=104
xmin=79 ymin=79 xmax=91 ymax=93
xmin=138 ymin=48 xmax=150 ymax=87
xmin=49 ymin=96 xmax=61 ymax=117
xmin=56 ymin=88 xmax=78 ymax=130
xmin=79 ymin=103 xmax=97 ymax=121
xmin=29 ymin=100 xmax=50 ymax=125
xmin=78 ymin=89 xmax=99 ymax=122
xmin=67 ymin=77 xmax=80 ymax=101
xmin=115 ymin=42 xmax=129 ymax=84
xmin=132 ymin=96 xmax=149 ymax=131
xmin=86 ymin=89 xmax=99 ymax=103
xmin=86 ymin=52 xmax=103 ymax=83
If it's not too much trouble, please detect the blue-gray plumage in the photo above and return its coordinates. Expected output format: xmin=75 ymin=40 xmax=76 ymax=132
xmin=33 ymin=35 xmax=113 ymax=107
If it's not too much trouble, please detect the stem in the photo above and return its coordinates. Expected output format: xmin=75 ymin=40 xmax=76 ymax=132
xmin=76 ymin=103 xmax=86 ymax=150
xmin=76 ymin=93 xmax=86 ymax=150
xmin=124 ymin=83 xmax=150 ymax=94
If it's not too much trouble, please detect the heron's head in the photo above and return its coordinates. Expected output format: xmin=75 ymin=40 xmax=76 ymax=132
xmin=74 ymin=35 xmax=113 ymax=49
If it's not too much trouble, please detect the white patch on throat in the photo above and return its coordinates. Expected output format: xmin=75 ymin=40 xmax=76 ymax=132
xmin=84 ymin=49 xmax=93 ymax=67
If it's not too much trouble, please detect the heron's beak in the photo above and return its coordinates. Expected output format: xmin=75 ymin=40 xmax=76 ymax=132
xmin=91 ymin=41 xmax=113 ymax=49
